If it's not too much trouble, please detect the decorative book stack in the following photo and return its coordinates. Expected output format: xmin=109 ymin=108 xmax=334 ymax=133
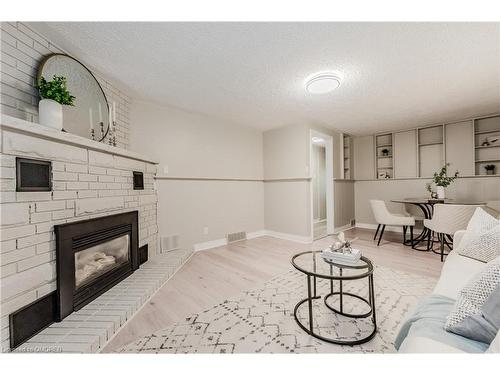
xmin=321 ymin=248 xmax=362 ymax=266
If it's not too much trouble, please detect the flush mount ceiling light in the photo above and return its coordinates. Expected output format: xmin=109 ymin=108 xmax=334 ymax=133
xmin=305 ymin=73 xmax=341 ymax=94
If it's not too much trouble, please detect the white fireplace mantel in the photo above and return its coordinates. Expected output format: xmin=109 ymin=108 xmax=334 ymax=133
xmin=0 ymin=114 xmax=158 ymax=165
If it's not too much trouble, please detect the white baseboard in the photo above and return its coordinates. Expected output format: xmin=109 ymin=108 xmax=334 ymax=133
xmin=333 ymin=224 xmax=355 ymax=233
xmin=193 ymin=237 xmax=228 ymax=252
xmin=191 ymin=222 xmax=423 ymax=252
xmin=263 ymin=230 xmax=313 ymax=244
xmin=356 ymin=222 xmax=423 ymax=234
xmin=192 ymin=229 xmax=313 ymax=251
xmin=247 ymin=230 xmax=267 ymax=239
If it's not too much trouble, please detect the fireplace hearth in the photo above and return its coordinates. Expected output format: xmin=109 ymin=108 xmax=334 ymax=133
xmin=55 ymin=211 xmax=139 ymax=320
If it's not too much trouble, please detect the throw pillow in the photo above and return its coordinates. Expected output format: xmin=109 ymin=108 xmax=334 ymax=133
xmin=457 ymin=207 xmax=500 ymax=263
xmin=445 ymin=258 xmax=500 ymax=344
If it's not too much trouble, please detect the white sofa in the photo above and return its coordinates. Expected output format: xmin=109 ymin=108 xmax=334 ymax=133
xmin=398 ymin=230 xmax=500 ymax=353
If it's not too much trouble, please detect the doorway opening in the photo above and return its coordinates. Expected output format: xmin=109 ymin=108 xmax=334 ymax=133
xmin=310 ymin=130 xmax=334 ymax=240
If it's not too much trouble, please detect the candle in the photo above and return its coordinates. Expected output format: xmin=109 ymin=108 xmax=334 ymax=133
xmin=112 ymin=102 xmax=116 ymax=123
xmin=89 ymin=108 xmax=94 ymax=130
xmin=98 ymin=103 xmax=103 ymax=123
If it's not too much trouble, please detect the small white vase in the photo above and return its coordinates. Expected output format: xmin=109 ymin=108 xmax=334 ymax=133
xmin=39 ymin=99 xmax=63 ymax=131
xmin=436 ymin=186 xmax=445 ymax=199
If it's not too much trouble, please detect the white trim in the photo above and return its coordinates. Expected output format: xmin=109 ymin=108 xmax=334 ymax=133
xmin=247 ymin=230 xmax=267 ymax=239
xmin=310 ymin=129 xmax=335 ymax=239
xmin=356 ymin=222 xmax=423 ymax=234
xmin=1 ymin=114 xmax=158 ymax=164
xmin=193 ymin=237 xmax=228 ymax=252
xmin=333 ymin=224 xmax=355 ymax=233
xmin=192 ymin=229 xmax=313 ymax=251
xmin=264 ymin=230 xmax=313 ymax=244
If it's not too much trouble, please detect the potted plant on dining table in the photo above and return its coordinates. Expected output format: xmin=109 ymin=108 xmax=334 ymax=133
xmin=430 ymin=163 xmax=459 ymax=199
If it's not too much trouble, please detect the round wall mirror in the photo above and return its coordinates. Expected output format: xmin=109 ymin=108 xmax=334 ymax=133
xmin=37 ymin=54 xmax=110 ymax=141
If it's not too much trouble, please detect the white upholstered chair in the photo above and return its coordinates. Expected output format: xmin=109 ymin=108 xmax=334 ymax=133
xmin=370 ymin=200 xmax=415 ymax=246
xmin=423 ymin=204 xmax=483 ymax=262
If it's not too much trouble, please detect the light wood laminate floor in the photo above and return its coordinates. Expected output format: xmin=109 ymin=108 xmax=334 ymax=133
xmin=103 ymin=228 xmax=443 ymax=352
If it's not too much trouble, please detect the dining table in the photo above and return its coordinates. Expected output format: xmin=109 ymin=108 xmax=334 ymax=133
xmin=390 ymin=198 xmax=486 ymax=251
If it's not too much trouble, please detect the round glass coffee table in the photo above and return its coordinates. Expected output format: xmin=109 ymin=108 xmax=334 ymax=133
xmin=291 ymin=250 xmax=376 ymax=345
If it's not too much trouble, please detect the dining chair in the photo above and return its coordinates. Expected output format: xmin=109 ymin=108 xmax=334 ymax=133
xmin=370 ymin=200 xmax=415 ymax=246
xmin=423 ymin=204 xmax=482 ymax=262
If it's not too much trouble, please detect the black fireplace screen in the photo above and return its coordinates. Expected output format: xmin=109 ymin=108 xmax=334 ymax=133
xmin=75 ymin=234 xmax=130 ymax=288
xmin=55 ymin=211 xmax=139 ymax=320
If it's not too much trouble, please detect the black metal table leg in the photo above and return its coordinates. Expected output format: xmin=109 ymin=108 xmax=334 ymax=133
xmin=369 ymin=274 xmax=377 ymax=326
xmin=292 ymin=252 xmax=377 ymax=345
xmin=339 ymin=268 xmax=343 ymax=313
xmin=410 ymin=203 xmax=433 ymax=251
xmin=307 ymin=275 xmax=313 ymax=333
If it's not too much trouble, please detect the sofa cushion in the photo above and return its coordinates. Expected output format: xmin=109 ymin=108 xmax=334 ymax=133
xmin=395 ymin=294 xmax=489 ymax=353
xmin=433 ymin=251 xmax=489 ymax=300
xmin=445 ymin=258 xmax=500 ymax=344
xmin=487 ymin=331 xmax=500 ymax=353
xmin=398 ymin=336 xmax=465 ymax=353
xmin=457 ymin=207 xmax=500 ymax=262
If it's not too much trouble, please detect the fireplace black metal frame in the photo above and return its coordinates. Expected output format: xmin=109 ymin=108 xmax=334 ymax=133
xmin=55 ymin=211 xmax=139 ymax=321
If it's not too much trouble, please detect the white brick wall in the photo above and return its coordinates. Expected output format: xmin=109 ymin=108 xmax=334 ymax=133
xmin=0 ymin=22 xmax=130 ymax=149
xmin=0 ymin=129 xmax=158 ymax=352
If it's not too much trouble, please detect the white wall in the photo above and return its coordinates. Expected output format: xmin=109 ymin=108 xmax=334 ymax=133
xmin=130 ymin=100 xmax=263 ymax=178
xmin=263 ymin=124 xmax=309 ymax=179
xmin=129 ymin=100 xmax=264 ymax=250
xmin=262 ymin=124 xmax=312 ymax=239
xmin=334 ymin=180 xmax=355 ymax=228
xmin=264 ymin=180 xmax=311 ymax=239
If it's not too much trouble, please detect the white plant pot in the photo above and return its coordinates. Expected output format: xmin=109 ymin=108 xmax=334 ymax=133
xmin=436 ymin=186 xmax=445 ymax=199
xmin=39 ymin=99 xmax=63 ymax=130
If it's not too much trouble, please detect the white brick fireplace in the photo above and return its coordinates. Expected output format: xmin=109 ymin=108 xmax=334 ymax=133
xmin=0 ymin=114 xmax=162 ymax=351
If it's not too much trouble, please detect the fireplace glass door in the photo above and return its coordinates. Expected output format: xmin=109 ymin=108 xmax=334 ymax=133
xmin=74 ymin=234 xmax=130 ymax=288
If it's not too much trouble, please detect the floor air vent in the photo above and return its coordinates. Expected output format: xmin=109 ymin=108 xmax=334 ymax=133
xmin=226 ymin=231 xmax=247 ymax=243
xmin=161 ymin=235 xmax=180 ymax=253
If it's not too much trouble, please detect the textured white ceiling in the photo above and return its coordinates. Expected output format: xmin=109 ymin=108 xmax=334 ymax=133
xmin=29 ymin=22 xmax=500 ymax=135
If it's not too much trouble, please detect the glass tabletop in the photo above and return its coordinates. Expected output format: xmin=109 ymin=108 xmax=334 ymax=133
xmin=291 ymin=250 xmax=373 ymax=280
xmin=391 ymin=197 xmax=486 ymax=205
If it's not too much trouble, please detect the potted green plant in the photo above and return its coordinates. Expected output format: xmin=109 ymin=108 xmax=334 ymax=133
xmin=431 ymin=163 xmax=459 ymax=199
xmin=381 ymin=148 xmax=390 ymax=156
xmin=485 ymin=164 xmax=496 ymax=175
xmin=37 ymin=75 xmax=75 ymax=130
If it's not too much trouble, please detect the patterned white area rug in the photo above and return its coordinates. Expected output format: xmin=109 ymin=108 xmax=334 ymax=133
xmin=117 ymin=266 xmax=437 ymax=353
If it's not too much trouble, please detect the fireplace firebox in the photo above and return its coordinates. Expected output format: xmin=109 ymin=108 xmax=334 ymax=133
xmin=55 ymin=211 xmax=139 ymax=321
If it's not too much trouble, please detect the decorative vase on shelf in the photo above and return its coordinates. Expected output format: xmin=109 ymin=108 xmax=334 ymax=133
xmin=436 ymin=186 xmax=445 ymax=199
xmin=38 ymin=99 xmax=63 ymax=131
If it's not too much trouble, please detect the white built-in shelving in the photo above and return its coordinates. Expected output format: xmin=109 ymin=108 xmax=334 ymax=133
xmin=474 ymin=115 xmax=500 ymax=176
xmin=417 ymin=124 xmax=444 ymax=177
xmin=375 ymin=133 xmax=393 ymax=179
xmin=353 ymin=113 xmax=500 ymax=181
xmin=343 ymin=134 xmax=352 ymax=179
